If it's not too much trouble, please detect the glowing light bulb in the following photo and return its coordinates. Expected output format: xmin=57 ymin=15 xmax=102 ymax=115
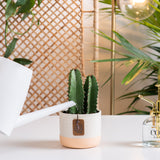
xmin=118 ymin=0 xmax=157 ymax=20
xmin=133 ymin=0 xmax=145 ymax=4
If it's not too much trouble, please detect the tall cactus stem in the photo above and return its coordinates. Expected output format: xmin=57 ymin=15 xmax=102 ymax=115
xmin=68 ymin=69 xmax=84 ymax=114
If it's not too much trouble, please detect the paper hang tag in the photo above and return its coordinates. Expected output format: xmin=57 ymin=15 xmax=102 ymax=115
xmin=73 ymin=119 xmax=84 ymax=136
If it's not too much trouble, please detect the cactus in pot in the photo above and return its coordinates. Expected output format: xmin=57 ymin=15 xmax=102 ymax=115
xmin=67 ymin=69 xmax=98 ymax=114
xmin=59 ymin=69 xmax=101 ymax=149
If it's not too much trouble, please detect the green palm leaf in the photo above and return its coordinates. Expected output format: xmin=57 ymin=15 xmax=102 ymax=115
xmin=98 ymin=0 xmax=160 ymax=115
xmin=114 ymin=31 xmax=153 ymax=60
xmin=92 ymin=58 xmax=132 ymax=63
xmin=122 ymin=62 xmax=147 ymax=85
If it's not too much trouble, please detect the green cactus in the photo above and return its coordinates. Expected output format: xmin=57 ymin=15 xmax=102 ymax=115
xmin=67 ymin=69 xmax=98 ymax=114
xmin=84 ymin=75 xmax=98 ymax=114
xmin=84 ymin=76 xmax=89 ymax=114
xmin=68 ymin=69 xmax=84 ymax=114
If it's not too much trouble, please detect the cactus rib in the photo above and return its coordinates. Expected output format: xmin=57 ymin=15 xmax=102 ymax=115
xmin=68 ymin=69 xmax=84 ymax=114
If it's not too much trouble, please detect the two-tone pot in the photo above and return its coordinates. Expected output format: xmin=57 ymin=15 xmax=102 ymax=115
xmin=59 ymin=111 xmax=101 ymax=149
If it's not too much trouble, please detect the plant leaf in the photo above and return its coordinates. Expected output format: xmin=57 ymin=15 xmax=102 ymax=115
xmin=117 ymin=109 xmax=150 ymax=115
xmin=127 ymin=97 xmax=139 ymax=110
xmin=153 ymin=0 xmax=160 ymax=5
xmin=21 ymin=11 xmax=31 ymax=20
xmin=145 ymin=106 xmax=153 ymax=110
xmin=16 ymin=0 xmax=27 ymax=6
xmin=134 ymin=109 xmax=150 ymax=115
xmin=117 ymin=110 xmax=140 ymax=115
xmin=6 ymin=0 xmax=11 ymax=9
xmin=37 ymin=18 xmax=40 ymax=25
xmin=99 ymin=0 xmax=111 ymax=5
xmin=4 ymin=38 xmax=18 ymax=58
xmin=149 ymin=46 xmax=160 ymax=55
xmin=102 ymin=75 xmax=112 ymax=87
xmin=122 ymin=62 xmax=145 ymax=85
xmin=114 ymin=31 xmax=152 ymax=60
xmin=5 ymin=1 xmax=17 ymax=19
xmin=93 ymin=30 xmax=121 ymax=46
xmin=119 ymin=84 xmax=157 ymax=100
xmin=13 ymin=58 xmax=32 ymax=65
xmin=149 ymin=3 xmax=160 ymax=13
xmin=38 ymin=0 xmax=42 ymax=6
xmin=92 ymin=58 xmax=132 ymax=63
xmin=5 ymin=21 xmax=8 ymax=46
xmin=95 ymin=46 xmax=136 ymax=58
xmin=133 ymin=19 xmax=160 ymax=32
xmin=17 ymin=0 xmax=35 ymax=14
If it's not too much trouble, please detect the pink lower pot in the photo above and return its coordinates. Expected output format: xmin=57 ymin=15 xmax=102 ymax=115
xmin=59 ymin=111 xmax=101 ymax=149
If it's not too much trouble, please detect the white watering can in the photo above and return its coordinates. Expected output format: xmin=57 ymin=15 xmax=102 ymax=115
xmin=0 ymin=57 xmax=75 ymax=136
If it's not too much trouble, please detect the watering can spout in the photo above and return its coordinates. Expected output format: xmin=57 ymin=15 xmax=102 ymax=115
xmin=0 ymin=101 xmax=75 ymax=136
xmin=15 ymin=101 xmax=75 ymax=128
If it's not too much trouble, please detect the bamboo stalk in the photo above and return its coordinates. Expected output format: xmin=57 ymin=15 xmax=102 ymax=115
xmin=110 ymin=0 xmax=116 ymax=115
xmin=94 ymin=0 xmax=99 ymax=110
xmin=94 ymin=0 xmax=99 ymax=79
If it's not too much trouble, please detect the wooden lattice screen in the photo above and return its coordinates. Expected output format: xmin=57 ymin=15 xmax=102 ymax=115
xmin=0 ymin=0 xmax=83 ymax=114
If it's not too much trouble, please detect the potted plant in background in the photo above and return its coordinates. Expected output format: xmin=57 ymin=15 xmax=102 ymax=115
xmin=93 ymin=0 xmax=160 ymax=114
xmin=59 ymin=69 xmax=101 ymax=149
xmin=93 ymin=29 xmax=160 ymax=114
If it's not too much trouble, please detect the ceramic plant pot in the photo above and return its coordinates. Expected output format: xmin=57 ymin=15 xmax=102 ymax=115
xmin=59 ymin=111 xmax=101 ymax=149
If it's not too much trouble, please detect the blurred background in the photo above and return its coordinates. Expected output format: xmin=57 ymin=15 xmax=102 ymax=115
xmin=83 ymin=0 xmax=155 ymax=115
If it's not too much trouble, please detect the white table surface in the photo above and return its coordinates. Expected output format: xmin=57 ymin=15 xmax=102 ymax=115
xmin=0 ymin=115 xmax=160 ymax=160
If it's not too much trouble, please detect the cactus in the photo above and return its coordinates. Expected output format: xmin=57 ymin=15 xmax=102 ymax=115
xmin=84 ymin=75 xmax=98 ymax=114
xmin=68 ymin=69 xmax=84 ymax=114
xmin=67 ymin=69 xmax=99 ymax=114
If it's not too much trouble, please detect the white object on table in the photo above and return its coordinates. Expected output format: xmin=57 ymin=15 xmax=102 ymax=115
xmin=0 ymin=57 xmax=76 ymax=136
xmin=0 ymin=115 xmax=160 ymax=160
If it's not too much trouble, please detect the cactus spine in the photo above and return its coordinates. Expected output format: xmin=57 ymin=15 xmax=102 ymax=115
xmin=68 ymin=69 xmax=98 ymax=114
